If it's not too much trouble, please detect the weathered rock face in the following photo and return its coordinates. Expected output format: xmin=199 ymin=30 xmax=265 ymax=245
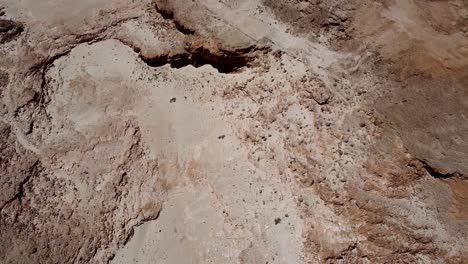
xmin=0 ymin=0 xmax=467 ymax=263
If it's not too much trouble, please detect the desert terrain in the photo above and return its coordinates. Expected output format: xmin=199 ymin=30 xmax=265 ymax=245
xmin=0 ymin=0 xmax=467 ymax=263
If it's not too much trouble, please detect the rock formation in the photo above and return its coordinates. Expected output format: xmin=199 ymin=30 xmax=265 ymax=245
xmin=0 ymin=0 xmax=467 ymax=263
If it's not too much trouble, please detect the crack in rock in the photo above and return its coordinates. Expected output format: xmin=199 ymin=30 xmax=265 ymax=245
xmin=141 ymin=46 xmax=263 ymax=73
xmin=0 ymin=160 xmax=41 ymax=213
xmin=153 ymin=0 xmax=195 ymax=35
xmin=420 ymin=159 xmax=463 ymax=179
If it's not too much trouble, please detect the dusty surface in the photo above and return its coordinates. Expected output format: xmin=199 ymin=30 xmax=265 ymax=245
xmin=0 ymin=0 xmax=467 ymax=263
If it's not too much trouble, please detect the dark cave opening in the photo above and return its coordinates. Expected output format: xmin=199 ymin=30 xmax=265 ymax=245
xmin=141 ymin=47 xmax=255 ymax=73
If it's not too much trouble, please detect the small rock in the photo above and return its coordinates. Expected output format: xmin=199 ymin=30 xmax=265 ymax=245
xmin=274 ymin=218 xmax=282 ymax=225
